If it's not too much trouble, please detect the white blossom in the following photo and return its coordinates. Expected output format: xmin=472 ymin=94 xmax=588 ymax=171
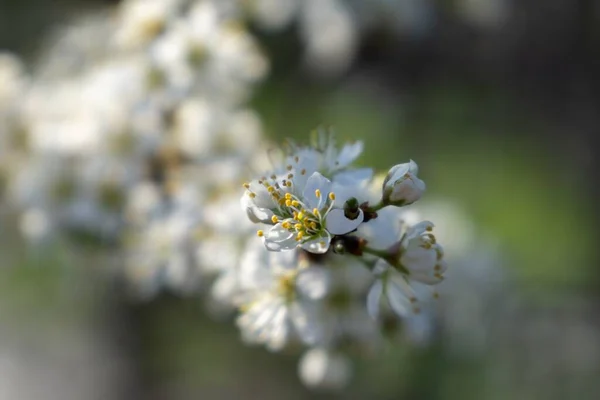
xmin=382 ymin=160 xmax=426 ymax=206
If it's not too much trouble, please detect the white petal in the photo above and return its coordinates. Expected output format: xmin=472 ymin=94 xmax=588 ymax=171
xmin=266 ymin=223 xmax=294 ymax=242
xmin=336 ymin=141 xmax=363 ymax=168
xmin=302 ymin=172 xmax=332 ymax=208
xmin=301 ymin=232 xmax=331 ymax=254
xmin=296 ymin=267 xmax=330 ymax=300
xmin=325 ymin=208 xmax=364 ymax=235
xmin=333 ymin=168 xmax=372 ymax=185
xmin=241 ymin=194 xmax=273 ymax=223
xmin=366 ymin=281 xmax=383 ymax=319
xmin=387 ymin=284 xmax=410 ymax=317
xmin=265 ymin=235 xmax=298 ymax=252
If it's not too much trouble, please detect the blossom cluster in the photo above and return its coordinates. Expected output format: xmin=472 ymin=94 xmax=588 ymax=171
xmin=227 ymin=129 xmax=447 ymax=387
xmin=0 ymin=0 xmax=474 ymax=391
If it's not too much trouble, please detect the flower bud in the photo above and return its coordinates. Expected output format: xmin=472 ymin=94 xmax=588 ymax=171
xmin=382 ymin=160 xmax=425 ymax=206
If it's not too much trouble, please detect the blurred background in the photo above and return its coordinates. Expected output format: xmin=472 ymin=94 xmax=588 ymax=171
xmin=0 ymin=0 xmax=599 ymax=399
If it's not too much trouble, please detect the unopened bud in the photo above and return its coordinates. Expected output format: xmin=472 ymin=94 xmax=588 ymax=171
xmin=382 ymin=160 xmax=425 ymax=206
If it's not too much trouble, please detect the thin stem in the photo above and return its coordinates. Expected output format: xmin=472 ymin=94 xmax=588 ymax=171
xmin=363 ymin=199 xmax=386 ymax=213
xmin=362 ymin=246 xmax=390 ymax=259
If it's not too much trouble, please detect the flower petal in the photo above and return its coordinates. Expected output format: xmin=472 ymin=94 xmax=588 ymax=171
xmin=301 ymin=232 xmax=331 ymax=254
xmin=336 ymin=141 xmax=363 ymax=168
xmin=296 ymin=267 xmax=330 ymax=300
xmin=302 ymin=172 xmax=332 ymax=209
xmin=367 ymin=280 xmax=383 ymax=319
xmin=325 ymin=208 xmax=364 ymax=235
xmin=333 ymin=168 xmax=373 ymax=186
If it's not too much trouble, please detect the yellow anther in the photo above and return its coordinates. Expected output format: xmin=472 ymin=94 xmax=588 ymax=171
xmin=296 ymin=231 xmax=305 ymax=240
xmin=287 ymin=173 xmax=293 ymax=179
xmin=282 ymin=221 xmax=291 ymax=229
xmin=285 ymin=193 xmax=292 ymax=200
xmin=270 ymin=174 xmax=276 ymax=180
xmin=285 ymin=199 xmax=292 ymax=207
xmin=286 ymin=165 xmax=293 ymax=171
xmin=278 ymin=198 xmax=286 ymax=206
xmin=267 ymin=186 xmax=275 ymax=193
xmin=434 ymin=273 xmax=443 ymax=279
xmin=433 ymin=292 xmax=440 ymax=299
xmin=297 ymin=212 xmax=305 ymax=220
xmin=257 ymin=230 xmax=264 ymax=237
xmin=328 ymin=192 xmax=335 ymax=200
xmin=249 ymin=193 xmax=256 ymax=198
xmin=426 ymin=225 xmax=433 ymax=232
xmin=301 ymin=168 xmax=306 ymax=175
xmin=292 ymin=211 xmax=298 ymax=219
xmin=258 ymin=180 xmax=263 ymax=185
xmin=271 ymin=215 xmax=279 ymax=223
xmin=310 ymin=222 xmax=318 ymax=230
xmin=315 ymin=189 xmax=321 ymax=198
xmin=312 ymin=208 xmax=320 ymax=217
xmin=294 ymin=223 xmax=303 ymax=230
xmin=434 ymin=264 xmax=441 ymax=271
xmin=286 ymin=181 xmax=292 ymax=187
xmin=291 ymin=200 xmax=300 ymax=207
xmin=243 ymin=183 xmax=250 ymax=189
xmin=294 ymin=156 xmax=299 ymax=163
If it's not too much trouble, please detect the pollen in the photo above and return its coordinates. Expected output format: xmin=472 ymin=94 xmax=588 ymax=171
xmin=287 ymin=173 xmax=293 ymax=179
xmin=297 ymin=212 xmax=305 ymax=220
xmin=291 ymin=200 xmax=299 ymax=207
xmin=285 ymin=199 xmax=292 ymax=207
xmin=286 ymin=165 xmax=292 ymax=171
xmin=312 ymin=208 xmax=320 ymax=217
xmin=267 ymin=186 xmax=275 ymax=193
xmin=296 ymin=231 xmax=305 ymax=240
xmin=328 ymin=192 xmax=335 ymax=200
xmin=315 ymin=189 xmax=321 ymax=198
xmin=286 ymin=181 xmax=292 ymax=187
xmin=249 ymin=192 xmax=256 ymax=198
xmin=257 ymin=230 xmax=264 ymax=237
xmin=271 ymin=215 xmax=279 ymax=223
xmin=285 ymin=193 xmax=292 ymax=200
xmin=294 ymin=223 xmax=303 ymax=230
xmin=243 ymin=183 xmax=250 ymax=189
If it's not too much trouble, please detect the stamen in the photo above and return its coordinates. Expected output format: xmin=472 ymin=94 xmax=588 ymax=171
xmin=301 ymin=169 xmax=306 ymax=175
xmin=257 ymin=230 xmax=264 ymax=237
xmin=243 ymin=183 xmax=250 ymax=189
xmin=286 ymin=165 xmax=292 ymax=171
xmin=312 ymin=208 xmax=320 ymax=217
xmin=315 ymin=189 xmax=321 ymax=198
xmin=271 ymin=215 xmax=279 ymax=223
xmin=249 ymin=193 xmax=256 ymax=198
xmin=328 ymin=192 xmax=335 ymax=200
